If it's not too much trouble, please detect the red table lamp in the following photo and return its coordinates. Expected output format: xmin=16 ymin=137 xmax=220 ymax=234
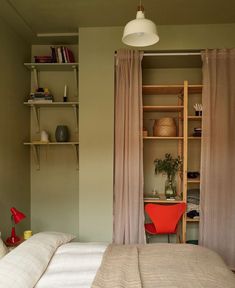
xmin=6 ymin=207 xmax=26 ymax=245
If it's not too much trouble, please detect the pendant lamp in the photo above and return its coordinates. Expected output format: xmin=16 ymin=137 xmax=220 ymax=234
xmin=122 ymin=4 xmax=159 ymax=47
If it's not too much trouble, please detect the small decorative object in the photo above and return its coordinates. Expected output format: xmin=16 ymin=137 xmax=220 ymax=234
xmin=194 ymin=103 xmax=202 ymax=116
xmin=24 ymin=230 xmax=33 ymax=240
xmin=143 ymin=127 xmax=148 ymax=137
xmin=151 ymin=189 xmax=160 ymax=199
xmin=6 ymin=207 xmax=26 ymax=245
xmin=55 ymin=125 xmax=69 ymax=142
xmin=153 ymin=117 xmax=176 ymax=137
xmin=40 ymin=130 xmax=49 ymax=143
xmin=154 ymin=153 xmax=182 ymax=198
xmin=63 ymin=85 xmax=67 ymax=102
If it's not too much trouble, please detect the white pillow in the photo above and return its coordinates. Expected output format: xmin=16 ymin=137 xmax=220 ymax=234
xmin=0 ymin=231 xmax=75 ymax=288
xmin=0 ymin=238 xmax=8 ymax=258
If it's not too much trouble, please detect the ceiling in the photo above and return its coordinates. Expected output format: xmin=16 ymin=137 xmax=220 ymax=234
xmin=1 ymin=0 xmax=235 ymax=43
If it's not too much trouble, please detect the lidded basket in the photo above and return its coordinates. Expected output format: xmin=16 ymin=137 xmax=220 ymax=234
xmin=153 ymin=117 xmax=177 ymax=137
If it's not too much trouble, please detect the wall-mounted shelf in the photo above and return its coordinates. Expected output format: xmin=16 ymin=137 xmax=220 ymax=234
xmin=24 ymin=63 xmax=79 ymax=71
xmin=24 ymin=142 xmax=79 ymax=170
xmin=24 ymin=62 xmax=78 ymax=95
xmin=24 ymin=102 xmax=79 ymax=132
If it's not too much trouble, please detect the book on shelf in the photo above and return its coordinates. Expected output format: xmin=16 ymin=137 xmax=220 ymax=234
xmin=50 ymin=46 xmax=75 ymax=63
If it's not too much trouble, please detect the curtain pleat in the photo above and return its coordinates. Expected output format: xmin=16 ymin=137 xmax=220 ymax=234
xmin=113 ymin=49 xmax=145 ymax=244
xmin=200 ymin=49 xmax=235 ymax=269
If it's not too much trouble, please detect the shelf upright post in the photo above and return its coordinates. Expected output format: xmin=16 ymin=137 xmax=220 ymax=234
xmin=72 ymin=104 xmax=78 ymax=132
xmin=72 ymin=65 xmax=78 ymax=98
xmin=31 ymin=144 xmax=40 ymax=170
xmin=31 ymin=104 xmax=40 ymax=132
xmin=182 ymin=80 xmax=188 ymax=243
xmin=72 ymin=144 xmax=79 ymax=170
xmin=31 ymin=65 xmax=39 ymax=90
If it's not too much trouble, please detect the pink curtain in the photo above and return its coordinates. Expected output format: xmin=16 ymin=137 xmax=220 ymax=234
xmin=113 ymin=49 xmax=145 ymax=244
xmin=200 ymin=49 xmax=235 ymax=269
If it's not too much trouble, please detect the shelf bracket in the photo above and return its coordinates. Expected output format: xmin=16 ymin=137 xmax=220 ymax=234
xmin=72 ymin=144 xmax=79 ymax=170
xmin=31 ymin=104 xmax=40 ymax=132
xmin=72 ymin=104 xmax=78 ymax=132
xmin=72 ymin=65 xmax=78 ymax=98
xmin=32 ymin=145 xmax=40 ymax=170
xmin=31 ymin=66 xmax=39 ymax=90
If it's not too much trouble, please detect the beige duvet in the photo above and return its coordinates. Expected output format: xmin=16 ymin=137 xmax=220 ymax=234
xmin=92 ymin=243 xmax=235 ymax=288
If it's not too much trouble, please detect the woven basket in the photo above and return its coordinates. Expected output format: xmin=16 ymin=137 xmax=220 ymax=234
xmin=153 ymin=117 xmax=177 ymax=137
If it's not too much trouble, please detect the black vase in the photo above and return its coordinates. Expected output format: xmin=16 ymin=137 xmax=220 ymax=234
xmin=55 ymin=125 xmax=69 ymax=142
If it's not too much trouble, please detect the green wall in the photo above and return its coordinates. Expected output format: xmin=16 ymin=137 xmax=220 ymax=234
xmin=1 ymin=19 xmax=235 ymax=242
xmin=0 ymin=17 xmax=30 ymax=239
xmin=78 ymin=24 xmax=235 ymax=242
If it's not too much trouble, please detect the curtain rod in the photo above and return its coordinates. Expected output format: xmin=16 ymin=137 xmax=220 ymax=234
xmin=143 ymin=52 xmax=201 ymax=56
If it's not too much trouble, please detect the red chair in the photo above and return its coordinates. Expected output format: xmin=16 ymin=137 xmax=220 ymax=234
xmin=144 ymin=203 xmax=186 ymax=243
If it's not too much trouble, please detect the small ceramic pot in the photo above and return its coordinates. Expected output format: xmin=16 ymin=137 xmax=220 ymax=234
xmin=55 ymin=125 xmax=69 ymax=142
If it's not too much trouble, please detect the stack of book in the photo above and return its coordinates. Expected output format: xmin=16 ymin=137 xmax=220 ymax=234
xmin=50 ymin=46 xmax=75 ymax=63
xmin=28 ymin=88 xmax=54 ymax=103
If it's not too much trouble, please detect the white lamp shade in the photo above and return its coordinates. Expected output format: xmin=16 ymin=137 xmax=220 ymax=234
xmin=122 ymin=10 xmax=159 ymax=47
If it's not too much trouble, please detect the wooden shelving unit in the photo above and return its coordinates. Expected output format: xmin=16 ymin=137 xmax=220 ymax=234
xmin=143 ymin=81 xmax=202 ymax=243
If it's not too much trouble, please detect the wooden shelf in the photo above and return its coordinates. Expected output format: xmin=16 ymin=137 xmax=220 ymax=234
xmin=188 ymin=116 xmax=202 ymax=120
xmin=24 ymin=62 xmax=78 ymax=71
xmin=25 ymin=102 xmax=79 ymax=132
xmin=24 ymin=142 xmax=79 ymax=145
xmin=143 ymin=105 xmax=184 ymax=112
xmin=142 ymin=84 xmax=202 ymax=95
xmin=188 ymin=137 xmax=201 ymax=140
xmin=143 ymin=136 xmax=183 ymax=140
xmin=24 ymin=142 xmax=79 ymax=170
xmin=187 ymin=217 xmax=200 ymax=222
xmin=187 ymin=177 xmax=200 ymax=183
xmin=188 ymin=85 xmax=203 ymax=94
xmin=24 ymin=101 xmax=79 ymax=107
xmin=144 ymin=198 xmax=184 ymax=204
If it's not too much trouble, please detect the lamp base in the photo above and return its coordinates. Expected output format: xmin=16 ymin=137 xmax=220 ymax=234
xmin=6 ymin=227 xmax=21 ymax=245
xmin=6 ymin=235 xmax=21 ymax=245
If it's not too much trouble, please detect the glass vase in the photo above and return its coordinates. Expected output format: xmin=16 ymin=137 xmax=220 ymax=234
xmin=165 ymin=175 xmax=177 ymax=198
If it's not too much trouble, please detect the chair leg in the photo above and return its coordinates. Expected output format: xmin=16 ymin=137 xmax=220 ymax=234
xmin=146 ymin=233 xmax=150 ymax=243
xmin=167 ymin=234 xmax=170 ymax=243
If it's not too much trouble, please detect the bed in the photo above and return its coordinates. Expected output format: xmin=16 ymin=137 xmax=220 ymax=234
xmin=0 ymin=232 xmax=234 ymax=288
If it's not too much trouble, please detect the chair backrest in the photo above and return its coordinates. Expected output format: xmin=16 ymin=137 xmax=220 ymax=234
xmin=145 ymin=203 xmax=186 ymax=234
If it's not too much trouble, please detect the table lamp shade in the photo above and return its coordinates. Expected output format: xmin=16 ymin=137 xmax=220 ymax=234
xmin=10 ymin=207 xmax=26 ymax=224
xmin=6 ymin=207 xmax=26 ymax=245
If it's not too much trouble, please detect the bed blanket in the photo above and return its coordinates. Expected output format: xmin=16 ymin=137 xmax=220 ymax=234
xmin=92 ymin=243 xmax=235 ymax=288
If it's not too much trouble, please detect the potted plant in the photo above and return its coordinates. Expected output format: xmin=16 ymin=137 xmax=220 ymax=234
xmin=154 ymin=153 xmax=182 ymax=198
